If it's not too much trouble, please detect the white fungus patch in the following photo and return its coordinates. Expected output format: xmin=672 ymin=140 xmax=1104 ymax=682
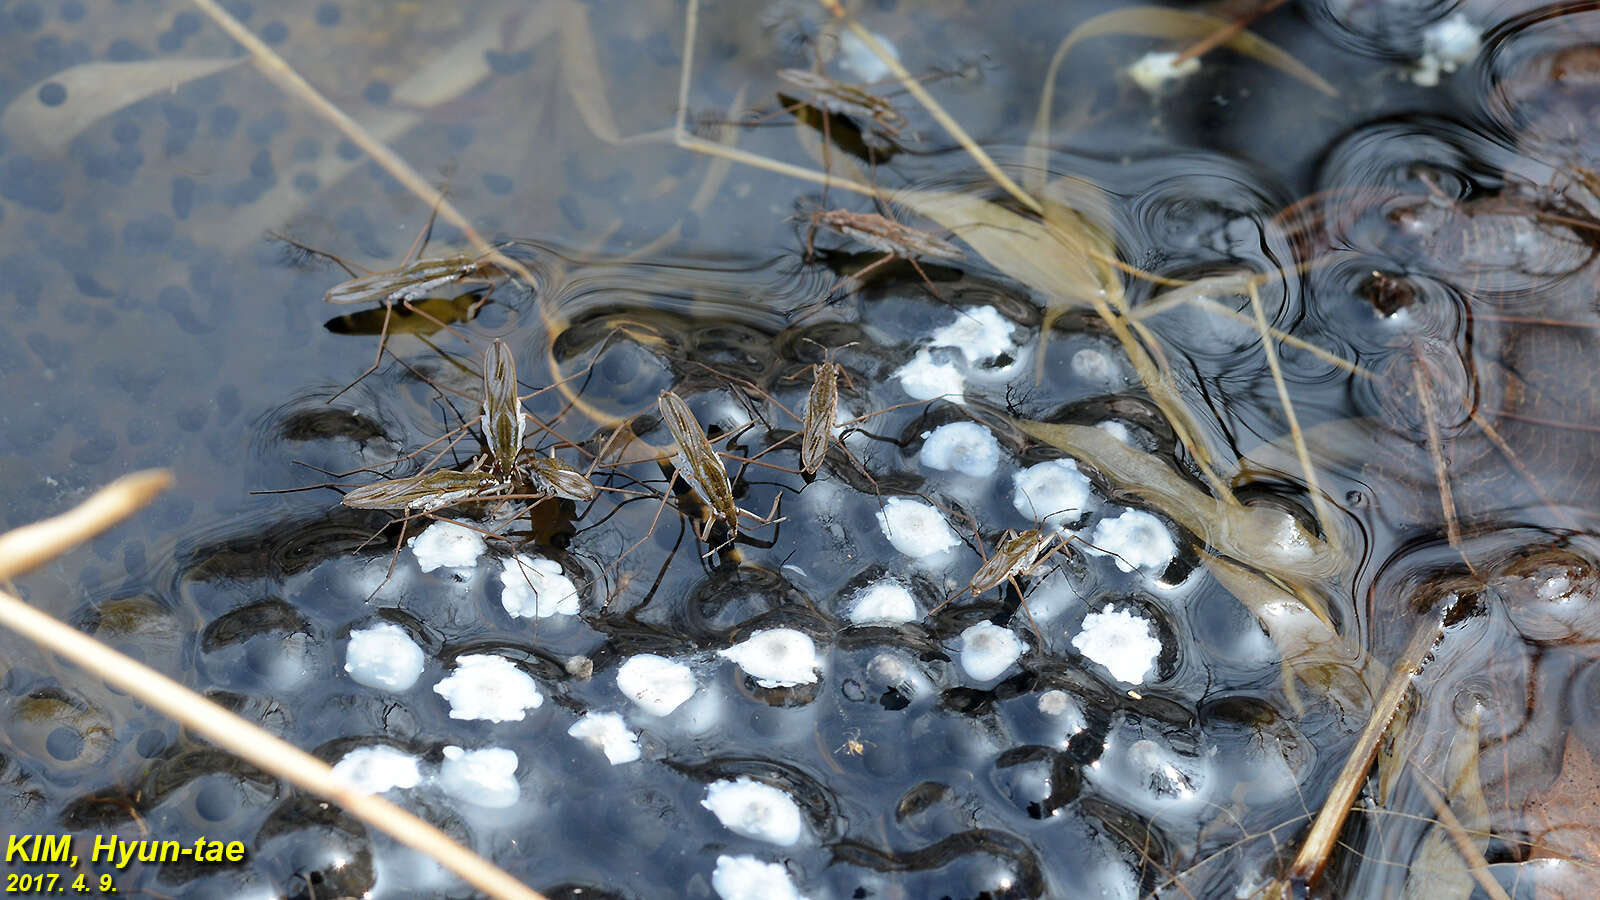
xmin=875 ymin=497 xmax=961 ymax=559
xmin=958 ymin=622 xmax=1024 ymax=681
xmin=894 ymin=349 xmax=964 ymax=402
xmin=929 ymin=307 xmax=1017 ymax=364
xmin=432 ymin=654 xmax=544 ymax=722
xmin=1092 ymin=509 xmax=1177 ymax=575
xmin=1411 ymin=13 xmax=1480 ymax=87
xmin=848 ymin=580 xmax=919 ymax=625
xmin=437 ymin=746 xmax=520 ymax=808
xmin=719 ymin=629 xmax=821 ymax=688
xmin=331 ymin=746 xmax=421 ymax=793
xmin=407 ymin=520 xmax=486 ymax=572
xmin=1128 ymin=51 xmax=1200 ymax=94
xmin=344 ymin=622 xmax=426 ymax=692
xmin=567 ymin=712 xmax=642 ymax=765
xmin=701 ymin=778 xmax=805 ymax=846
xmin=499 ymin=555 xmax=581 ymax=618
xmin=1073 ymin=606 xmax=1162 ymax=685
xmin=712 ymin=855 xmax=810 ymax=900
xmin=616 ymin=654 xmax=697 ymax=716
xmin=918 ymin=422 xmax=1002 ymax=477
xmin=1012 ymin=459 xmax=1093 ymax=532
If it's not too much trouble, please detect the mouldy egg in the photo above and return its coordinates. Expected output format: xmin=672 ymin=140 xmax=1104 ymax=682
xmin=1096 ymin=421 xmax=1133 ymax=445
xmin=1037 ymin=689 xmax=1087 ymax=737
xmin=929 ymin=307 xmax=1017 ymax=364
xmin=1073 ymin=606 xmax=1162 ymax=685
xmin=719 ymin=629 xmax=820 ymax=688
xmin=918 ymin=422 xmax=1002 ymax=477
xmin=408 ymin=519 xmax=486 ymax=572
xmin=701 ymin=778 xmax=805 ymax=846
xmin=875 ymin=497 xmax=960 ymax=559
xmin=1092 ymin=509 xmax=1176 ymax=575
xmin=849 ymin=580 xmax=919 ymax=625
xmin=1411 ymin=13 xmax=1480 ymax=86
xmin=437 ymin=746 xmax=520 ymax=808
xmin=567 ymin=712 xmax=641 ymax=765
xmin=712 ymin=855 xmax=810 ymax=900
xmin=343 ymin=622 xmax=425 ymax=691
xmin=958 ymin=621 xmax=1024 ymax=681
xmin=331 ymin=746 xmax=421 ymax=793
xmin=499 ymin=555 xmax=580 ymax=618
xmin=1127 ymin=51 xmax=1200 ymax=94
xmin=1013 ymin=459 xmax=1093 ymax=531
xmin=836 ymin=27 xmax=898 ymax=82
xmin=616 ymin=654 xmax=696 ymax=716
xmin=894 ymin=349 xmax=964 ymax=402
xmin=1071 ymin=347 xmax=1118 ymax=382
xmin=432 ymin=655 xmax=543 ymax=722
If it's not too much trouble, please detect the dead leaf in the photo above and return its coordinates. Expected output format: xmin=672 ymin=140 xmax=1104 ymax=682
xmin=2 ymin=59 xmax=243 ymax=154
xmin=1526 ymin=733 xmax=1600 ymax=867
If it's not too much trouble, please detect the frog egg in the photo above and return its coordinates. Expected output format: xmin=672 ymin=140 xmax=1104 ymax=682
xmin=331 ymin=746 xmax=421 ymax=793
xmin=437 ymin=746 xmax=520 ymax=809
xmin=407 ymin=521 xmax=485 ymax=572
xmin=343 ymin=622 xmax=424 ymax=691
xmin=432 ymin=655 xmax=543 ymax=722
xmin=919 ymin=422 xmax=1002 ymax=477
xmin=701 ymin=778 xmax=805 ymax=846
xmin=875 ymin=497 xmax=961 ymax=559
xmin=712 ymin=854 xmax=810 ymax=900
xmin=616 ymin=654 xmax=697 ymax=716
xmin=958 ymin=622 xmax=1024 ymax=682
xmin=719 ymin=628 xmax=821 ymax=688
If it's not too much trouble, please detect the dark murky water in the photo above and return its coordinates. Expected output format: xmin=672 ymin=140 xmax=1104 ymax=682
xmin=5 ymin=1 xmax=1600 ymax=897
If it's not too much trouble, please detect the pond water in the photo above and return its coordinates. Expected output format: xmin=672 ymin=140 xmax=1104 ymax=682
xmin=4 ymin=0 xmax=1600 ymax=898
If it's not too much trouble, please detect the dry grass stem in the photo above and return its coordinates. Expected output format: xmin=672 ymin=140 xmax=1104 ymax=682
xmin=0 ymin=474 xmax=551 ymax=900
xmin=817 ymin=0 xmax=1043 ymax=215
xmin=1283 ymin=614 xmax=1443 ymax=892
xmin=1248 ymin=281 xmax=1333 ymax=538
xmin=0 ymin=471 xmax=174 ymax=581
xmin=186 ymin=0 xmax=554 ymax=328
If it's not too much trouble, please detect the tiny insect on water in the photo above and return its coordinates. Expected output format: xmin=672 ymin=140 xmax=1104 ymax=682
xmin=658 ymin=389 xmax=743 ymax=540
xmin=775 ymin=67 xmax=908 ymax=146
xmin=802 ymin=203 xmax=963 ymax=301
xmin=276 ymin=201 xmax=509 ymax=402
xmin=967 ymin=528 xmax=1079 ymax=597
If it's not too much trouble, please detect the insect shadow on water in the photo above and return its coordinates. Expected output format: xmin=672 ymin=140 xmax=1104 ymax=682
xmin=273 ymin=200 xmax=512 ymax=403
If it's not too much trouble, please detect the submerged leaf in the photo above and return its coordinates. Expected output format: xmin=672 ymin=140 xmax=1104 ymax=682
xmin=3 ymin=59 xmax=242 ymax=154
xmin=1012 ymin=418 xmax=1344 ymax=582
xmin=1203 ymin=553 xmax=1374 ymax=715
xmin=897 ymin=184 xmax=1117 ymax=311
